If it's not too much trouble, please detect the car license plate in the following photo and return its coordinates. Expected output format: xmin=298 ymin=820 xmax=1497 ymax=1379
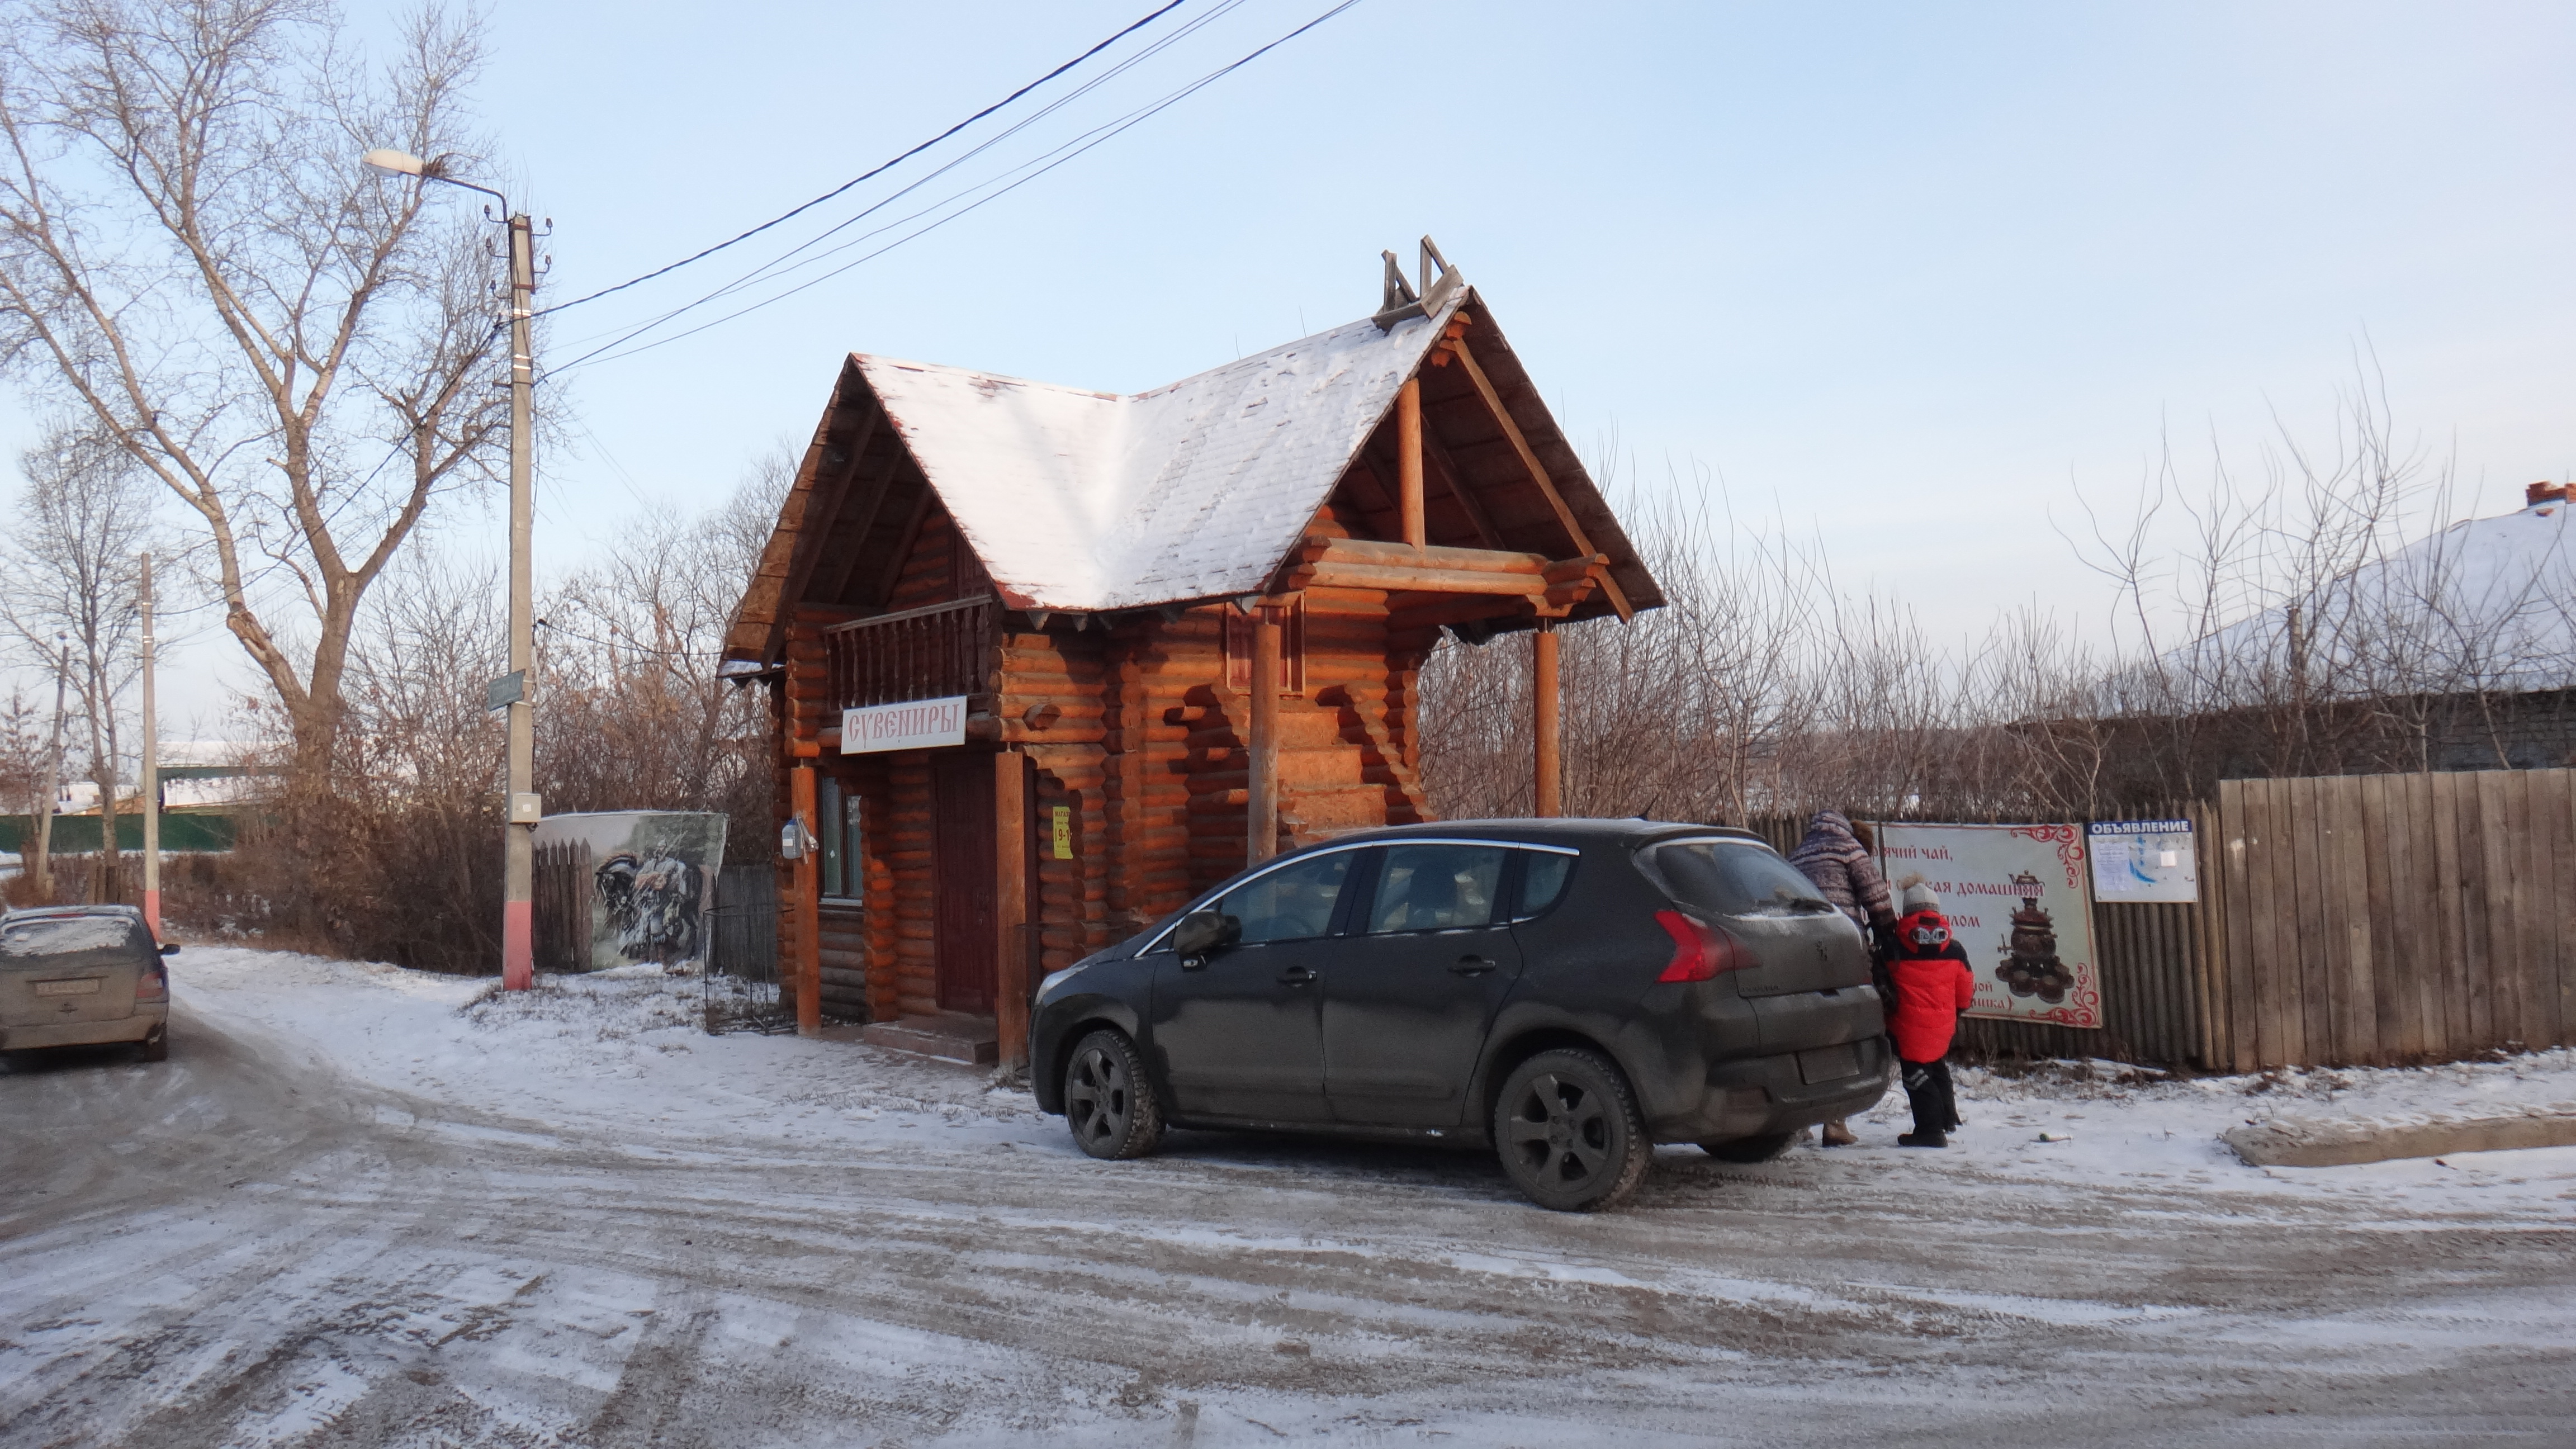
xmin=1796 ymin=1042 xmax=1862 ymax=1085
xmin=33 ymin=978 xmax=102 ymax=997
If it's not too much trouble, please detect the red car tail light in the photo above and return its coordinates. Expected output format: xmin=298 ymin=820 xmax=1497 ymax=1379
xmin=134 ymin=970 xmax=167 ymax=1001
xmin=1655 ymin=910 xmax=1751 ymax=982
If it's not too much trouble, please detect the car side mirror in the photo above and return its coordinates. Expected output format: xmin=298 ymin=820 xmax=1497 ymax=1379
xmin=1171 ymin=910 xmax=1240 ymax=962
xmin=160 ymin=943 xmax=181 ymax=956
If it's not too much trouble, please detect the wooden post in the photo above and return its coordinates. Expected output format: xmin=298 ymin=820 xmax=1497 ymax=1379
xmin=1398 ymin=377 xmax=1425 ymax=550
xmin=791 ymin=764 xmax=822 ymax=1036
xmin=1248 ymin=605 xmax=1282 ymax=864
xmin=995 ymin=750 xmax=1032 ymax=1069
xmin=1533 ymin=618 xmax=1561 ymax=818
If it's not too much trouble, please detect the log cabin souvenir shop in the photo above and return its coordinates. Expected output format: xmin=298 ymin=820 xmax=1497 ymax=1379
xmin=720 ymin=247 xmax=1663 ymax=1064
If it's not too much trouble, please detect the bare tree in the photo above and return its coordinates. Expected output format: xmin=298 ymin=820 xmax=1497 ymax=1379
xmin=1 ymin=425 xmax=155 ymax=897
xmin=2069 ymin=353 xmax=2576 ymax=794
xmin=0 ymin=687 xmax=44 ymax=901
xmin=0 ymin=0 xmax=515 ymax=782
xmin=534 ymin=449 xmax=795 ymax=850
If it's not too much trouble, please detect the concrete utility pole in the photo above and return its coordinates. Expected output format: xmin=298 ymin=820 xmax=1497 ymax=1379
xmin=140 ymin=553 xmax=159 ymax=936
xmin=500 ymin=209 xmax=537 ymax=991
xmin=360 ymin=146 xmax=539 ymax=989
xmin=32 ymin=634 xmax=68 ymax=901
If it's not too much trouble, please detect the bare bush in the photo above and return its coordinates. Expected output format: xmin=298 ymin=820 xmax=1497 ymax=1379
xmin=217 ymin=552 xmax=505 ymax=968
xmin=197 ymin=452 xmax=791 ymax=967
xmin=532 ymin=451 xmax=792 ymax=853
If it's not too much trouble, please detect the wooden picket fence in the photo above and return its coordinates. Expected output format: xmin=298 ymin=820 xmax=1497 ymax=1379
xmin=532 ymin=841 xmax=591 ymax=976
xmin=1753 ymin=767 xmax=2576 ymax=1072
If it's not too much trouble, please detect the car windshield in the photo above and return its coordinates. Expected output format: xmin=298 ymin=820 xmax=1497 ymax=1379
xmin=1646 ymin=840 xmax=1835 ymax=917
xmin=1 ymin=915 xmax=144 ymax=958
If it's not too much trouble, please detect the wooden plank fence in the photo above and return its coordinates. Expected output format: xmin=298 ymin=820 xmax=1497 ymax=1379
xmin=532 ymin=841 xmax=592 ymax=976
xmin=2207 ymin=768 xmax=2574 ymax=1071
xmin=1749 ymin=770 xmax=2576 ymax=1072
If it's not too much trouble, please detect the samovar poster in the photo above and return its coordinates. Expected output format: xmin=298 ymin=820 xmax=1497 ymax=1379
xmin=1874 ymin=822 xmax=2102 ymax=1029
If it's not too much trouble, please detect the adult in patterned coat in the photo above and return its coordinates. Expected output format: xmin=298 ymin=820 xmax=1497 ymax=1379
xmin=1787 ymin=809 xmax=1897 ymax=1147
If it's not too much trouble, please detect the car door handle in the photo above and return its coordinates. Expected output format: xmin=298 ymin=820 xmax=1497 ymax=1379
xmin=1449 ymin=956 xmax=1497 ymax=976
xmin=1277 ymin=966 xmax=1316 ymax=987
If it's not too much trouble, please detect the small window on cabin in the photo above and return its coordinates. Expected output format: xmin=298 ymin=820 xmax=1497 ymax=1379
xmin=818 ymin=776 xmax=859 ymax=901
xmin=1222 ymin=598 xmax=1305 ymax=694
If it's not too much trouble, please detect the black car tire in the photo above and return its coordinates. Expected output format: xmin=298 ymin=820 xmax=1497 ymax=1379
xmin=1063 ymin=1029 xmax=1163 ymax=1161
xmin=1491 ymin=1047 xmax=1651 ymax=1211
xmin=1700 ymin=1130 xmax=1794 ymax=1163
xmin=138 ymin=1027 xmax=167 ymax=1063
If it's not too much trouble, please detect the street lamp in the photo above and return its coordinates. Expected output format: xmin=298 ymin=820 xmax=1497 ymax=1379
xmin=367 ymin=146 xmax=539 ymax=992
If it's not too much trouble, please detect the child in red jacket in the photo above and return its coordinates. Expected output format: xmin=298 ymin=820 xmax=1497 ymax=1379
xmin=1888 ymin=882 xmax=1976 ymax=1148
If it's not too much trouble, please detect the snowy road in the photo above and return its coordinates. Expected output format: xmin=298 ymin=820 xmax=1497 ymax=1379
xmin=3 ymin=950 xmax=2574 ymax=1447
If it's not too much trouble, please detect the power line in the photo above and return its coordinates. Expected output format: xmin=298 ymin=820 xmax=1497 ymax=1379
xmin=528 ymin=0 xmax=1192 ymax=323
xmin=554 ymin=0 xmax=1362 ymax=376
xmin=546 ymin=0 xmax=1254 ymax=358
xmin=534 ymin=616 xmax=714 ymax=660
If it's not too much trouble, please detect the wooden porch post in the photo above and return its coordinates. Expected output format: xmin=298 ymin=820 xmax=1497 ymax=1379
xmin=790 ymin=763 xmax=822 ymax=1035
xmin=1533 ymin=619 xmax=1562 ymax=817
xmin=1398 ymin=377 xmax=1425 ymax=550
xmin=1248 ymin=604 xmax=1282 ymax=864
xmin=994 ymin=749 xmax=1032 ymax=1068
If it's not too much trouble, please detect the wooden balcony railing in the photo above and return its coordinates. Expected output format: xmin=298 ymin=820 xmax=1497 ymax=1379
xmin=822 ymin=595 xmax=996 ymax=710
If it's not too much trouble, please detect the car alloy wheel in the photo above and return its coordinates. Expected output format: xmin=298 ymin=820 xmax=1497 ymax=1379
xmin=1493 ymin=1047 xmax=1650 ymax=1211
xmin=1063 ymin=1028 xmax=1163 ymax=1161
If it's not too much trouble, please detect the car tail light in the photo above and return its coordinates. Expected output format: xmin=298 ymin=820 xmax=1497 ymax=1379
xmin=134 ymin=970 xmax=166 ymax=1001
xmin=1655 ymin=910 xmax=1751 ymax=982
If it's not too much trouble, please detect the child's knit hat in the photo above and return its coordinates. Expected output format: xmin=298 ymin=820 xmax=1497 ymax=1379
xmin=1898 ymin=878 xmax=1940 ymax=914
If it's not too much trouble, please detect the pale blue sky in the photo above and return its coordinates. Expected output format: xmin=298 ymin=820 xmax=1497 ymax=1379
xmin=11 ymin=1 xmax=2575 ymax=728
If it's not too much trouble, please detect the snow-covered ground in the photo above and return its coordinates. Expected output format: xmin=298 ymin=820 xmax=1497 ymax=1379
xmin=3 ymin=948 xmax=2572 ymax=1446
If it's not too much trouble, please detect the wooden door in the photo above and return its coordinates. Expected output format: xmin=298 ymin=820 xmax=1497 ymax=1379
xmin=932 ymin=754 xmax=998 ymax=1015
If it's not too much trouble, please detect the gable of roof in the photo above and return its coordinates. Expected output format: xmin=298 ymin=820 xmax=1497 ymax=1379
xmin=724 ymin=285 xmax=1660 ymax=664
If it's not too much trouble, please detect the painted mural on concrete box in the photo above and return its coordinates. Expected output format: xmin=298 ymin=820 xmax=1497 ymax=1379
xmin=1876 ymin=822 xmax=2103 ymax=1029
xmin=530 ymin=811 xmax=727 ymax=970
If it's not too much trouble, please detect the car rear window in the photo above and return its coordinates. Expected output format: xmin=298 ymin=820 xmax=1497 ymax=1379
xmin=1 ymin=915 xmax=146 ymax=958
xmin=1644 ymin=841 xmax=1834 ymax=917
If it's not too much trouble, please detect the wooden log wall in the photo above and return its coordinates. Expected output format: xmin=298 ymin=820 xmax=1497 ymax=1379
xmin=997 ymin=620 xmax=1112 ymax=973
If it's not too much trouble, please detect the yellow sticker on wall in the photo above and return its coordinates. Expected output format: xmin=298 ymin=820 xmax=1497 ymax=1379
xmin=1052 ymin=805 xmax=1073 ymax=860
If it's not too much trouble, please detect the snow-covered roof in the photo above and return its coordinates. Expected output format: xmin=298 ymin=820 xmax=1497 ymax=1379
xmin=2150 ymin=494 xmax=2576 ymax=704
xmin=724 ymin=280 xmax=1661 ymax=664
xmin=853 ymin=293 xmax=1464 ymax=612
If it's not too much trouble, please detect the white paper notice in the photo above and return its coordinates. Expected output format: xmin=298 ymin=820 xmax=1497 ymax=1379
xmin=2086 ymin=819 xmax=2199 ymax=903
